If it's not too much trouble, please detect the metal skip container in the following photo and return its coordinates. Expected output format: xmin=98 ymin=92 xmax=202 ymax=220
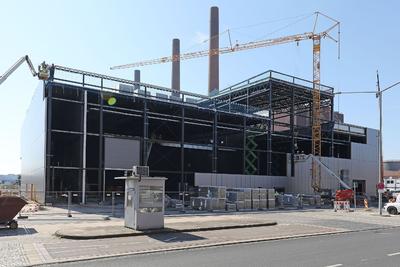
xmin=115 ymin=175 xmax=167 ymax=230
xmin=0 ymin=196 xmax=27 ymax=229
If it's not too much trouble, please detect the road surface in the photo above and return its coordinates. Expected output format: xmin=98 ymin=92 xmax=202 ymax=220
xmin=43 ymin=227 xmax=400 ymax=267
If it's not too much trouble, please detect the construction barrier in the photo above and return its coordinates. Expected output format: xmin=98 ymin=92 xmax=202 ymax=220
xmin=333 ymin=200 xmax=350 ymax=212
xmin=364 ymin=198 xmax=369 ymax=209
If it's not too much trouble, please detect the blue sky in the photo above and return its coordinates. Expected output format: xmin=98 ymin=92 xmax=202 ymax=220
xmin=1 ymin=0 xmax=399 ymax=174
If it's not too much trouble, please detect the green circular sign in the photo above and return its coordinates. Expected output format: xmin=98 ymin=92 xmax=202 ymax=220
xmin=107 ymin=97 xmax=117 ymax=106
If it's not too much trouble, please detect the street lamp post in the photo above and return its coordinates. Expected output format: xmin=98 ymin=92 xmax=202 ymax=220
xmin=377 ymin=72 xmax=383 ymax=216
xmin=335 ymin=74 xmax=400 ymax=215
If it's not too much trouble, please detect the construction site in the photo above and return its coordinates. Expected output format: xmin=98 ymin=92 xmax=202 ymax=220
xmin=11 ymin=7 xmax=379 ymax=206
xmin=3 ymin=3 xmax=400 ymax=266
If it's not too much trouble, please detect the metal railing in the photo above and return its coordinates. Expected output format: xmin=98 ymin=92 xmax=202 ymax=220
xmin=217 ymin=70 xmax=335 ymax=97
xmin=8 ymin=187 xmax=336 ymax=219
xmin=50 ymin=65 xmax=267 ymax=119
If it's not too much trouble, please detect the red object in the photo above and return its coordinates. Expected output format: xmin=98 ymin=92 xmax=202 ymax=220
xmin=335 ymin=189 xmax=354 ymax=201
xmin=377 ymin=182 xmax=385 ymax=190
xmin=0 ymin=196 xmax=27 ymax=224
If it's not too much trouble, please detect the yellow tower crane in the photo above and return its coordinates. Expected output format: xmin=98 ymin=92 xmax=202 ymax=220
xmin=110 ymin=12 xmax=340 ymax=192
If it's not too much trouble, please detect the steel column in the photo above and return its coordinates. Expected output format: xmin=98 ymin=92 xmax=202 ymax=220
xmin=98 ymin=78 xmax=104 ymax=201
xmin=267 ymin=81 xmax=272 ymax=175
xmin=181 ymin=104 xmax=185 ymax=187
xmin=143 ymin=86 xmax=149 ymax=165
xmin=243 ymin=117 xmax=246 ymax=173
xmin=290 ymin=87 xmax=295 ymax=177
xmin=330 ymin=95 xmax=334 ymax=157
xmin=212 ymin=111 xmax=218 ymax=172
xmin=82 ymin=90 xmax=87 ymax=204
xmin=45 ymin=82 xmax=53 ymax=197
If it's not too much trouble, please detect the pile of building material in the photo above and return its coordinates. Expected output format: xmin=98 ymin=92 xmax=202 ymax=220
xmin=300 ymin=194 xmax=316 ymax=206
xmin=267 ymin=189 xmax=275 ymax=209
xmin=251 ymin=188 xmax=260 ymax=210
xmin=190 ymin=186 xmax=226 ymax=211
xmin=285 ymin=194 xmax=299 ymax=206
xmin=226 ymin=189 xmax=245 ymax=210
xmin=198 ymin=186 xmax=226 ymax=198
xmin=259 ymin=188 xmax=267 ymax=209
xmin=20 ymin=200 xmax=40 ymax=213
xmin=250 ymin=188 xmax=269 ymax=210
xmin=190 ymin=197 xmax=225 ymax=211
xmin=226 ymin=188 xmax=252 ymax=210
xmin=191 ymin=186 xmax=276 ymax=212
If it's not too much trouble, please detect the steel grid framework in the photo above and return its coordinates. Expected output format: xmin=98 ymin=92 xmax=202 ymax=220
xmin=37 ymin=66 xmax=361 ymax=203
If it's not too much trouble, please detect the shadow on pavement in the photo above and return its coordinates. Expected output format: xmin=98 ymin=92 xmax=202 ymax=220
xmin=46 ymin=205 xmax=124 ymax=218
xmin=148 ymin=231 xmax=206 ymax=243
xmin=0 ymin=227 xmax=37 ymax=237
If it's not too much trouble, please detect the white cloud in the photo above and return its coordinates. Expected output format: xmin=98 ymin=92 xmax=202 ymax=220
xmin=193 ymin=31 xmax=208 ymax=44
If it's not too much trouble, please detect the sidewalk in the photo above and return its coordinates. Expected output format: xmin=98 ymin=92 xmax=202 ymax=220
xmin=55 ymin=216 xmax=277 ymax=239
xmin=1 ymin=207 xmax=400 ymax=267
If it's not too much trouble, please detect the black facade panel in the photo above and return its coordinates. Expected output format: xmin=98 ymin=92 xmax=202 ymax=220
xmin=22 ymin=68 xmax=361 ymax=203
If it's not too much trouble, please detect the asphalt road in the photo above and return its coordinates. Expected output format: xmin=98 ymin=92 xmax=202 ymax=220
xmin=43 ymin=227 xmax=400 ymax=267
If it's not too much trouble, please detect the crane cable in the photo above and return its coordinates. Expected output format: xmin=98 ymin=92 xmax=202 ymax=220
xmin=181 ymin=12 xmax=315 ymax=55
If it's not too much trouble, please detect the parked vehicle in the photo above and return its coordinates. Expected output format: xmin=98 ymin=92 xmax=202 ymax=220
xmin=384 ymin=201 xmax=400 ymax=215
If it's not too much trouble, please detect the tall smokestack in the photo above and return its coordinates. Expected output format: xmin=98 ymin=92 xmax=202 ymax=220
xmin=171 ymin=38 xmax=180 ymax=91
xmin=134 ymin=69 xmax=140 ymax=90
xmin=208 ymin=6 xmax=219 ymax=95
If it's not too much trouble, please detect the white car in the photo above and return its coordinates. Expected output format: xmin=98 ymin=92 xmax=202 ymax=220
xmin=384 ymin=202 xmax=400 ymax=215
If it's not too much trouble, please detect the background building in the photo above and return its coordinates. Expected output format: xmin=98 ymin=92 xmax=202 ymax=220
xmin=384 ymin=160 xmax=400 ymax=178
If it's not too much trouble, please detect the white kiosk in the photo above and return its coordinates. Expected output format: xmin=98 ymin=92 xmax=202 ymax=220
xmin=116 ymin=167 xmax=167 ymax=230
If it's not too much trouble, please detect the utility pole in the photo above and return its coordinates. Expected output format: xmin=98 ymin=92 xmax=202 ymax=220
xmin=335 ymin=73 xmax=400 ymax=216
xmin=377 ymin=71 xmax=383 ymax=215
xmin=376 ymin=71 xmax=383 ymax=184
xmin=353 ymin=182 xmax=357 ymax=211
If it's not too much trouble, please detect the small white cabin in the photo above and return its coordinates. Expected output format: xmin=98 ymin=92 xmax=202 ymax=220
xmin=384 ymin=177 xmax=400 ymax=192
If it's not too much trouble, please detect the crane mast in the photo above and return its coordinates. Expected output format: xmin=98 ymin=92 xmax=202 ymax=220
xmin=312 ymin=35 xmax=322 ymax=191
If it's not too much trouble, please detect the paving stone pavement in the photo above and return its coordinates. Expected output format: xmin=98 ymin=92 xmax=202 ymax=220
xmin=42 ymin=224 xmax=344 ymax=263
xmin=2 ymin=207 xmax=400 ymax=266
xmin=0 ymin=241 xmax=28 ymax=267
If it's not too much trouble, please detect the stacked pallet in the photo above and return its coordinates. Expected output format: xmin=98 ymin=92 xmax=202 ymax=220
xmin=190 ymin=186 xmax=276 ymax=212
xmin=259 ymin=188 xmax=267 ymax=209
xmin=190 ymin=186 xmax=226 ymax=211
xmin=227 ymin=188 xmax=252 ymax=210
xmin=267 ymin=189 xmax=275 ymax=209
xmin=226 ymin=190 xmax=245 ymax=210
xmin=251 ymin=188 xmax=260 ymax=210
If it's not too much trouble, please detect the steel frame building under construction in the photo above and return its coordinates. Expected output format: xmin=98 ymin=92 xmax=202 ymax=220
xmin=21 ymin=65 xmax=369 ymax=203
